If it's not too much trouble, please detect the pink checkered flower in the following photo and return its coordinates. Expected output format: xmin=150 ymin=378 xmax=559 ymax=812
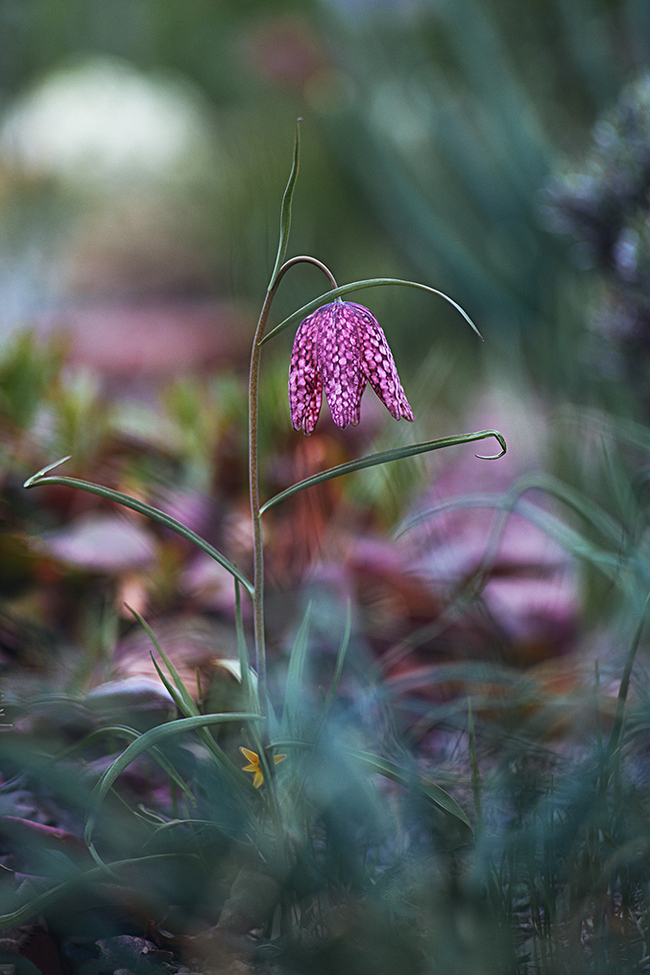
xmin=289 ymin=299 xmax=414 ymax=435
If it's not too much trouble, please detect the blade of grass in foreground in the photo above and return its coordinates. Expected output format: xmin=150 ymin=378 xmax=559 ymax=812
xmin=322 ymin=601 xmax=352 ymax=718
xmin=24 ymin=458 xmax=254 ymax=596
xmin=127 ymin=607 xmax=198 ymax=717
xmin=399 ymin=471 xmax=626 ymax=550
xmin=270 ymin=739 xmax=471 ymax=833
xmin=126 ymin=606 xmax=260 ymax=797
xmin=281 ymin=603 xmax=312 ymax=735
xmin=260 ymin=430 xmax=506 ymax=514
xmin=0 ymin=854 xmax=191 ymax=930
xmin=84 ymin=711 xmax=263 ymax=852
xmin=57 ymin=725 xmax=193 ymax=803
xmin=396 ymin=492 xmax=623 ymax=582
xmin=235 ymin=579 xmax=257 ymax=713
xmin=349 ymin=749 xmax=472 ymax=834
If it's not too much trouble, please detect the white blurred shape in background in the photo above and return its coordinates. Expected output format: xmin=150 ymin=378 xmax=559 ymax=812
xmin=0 ymin=57 xmax=212 ymax=184
xmin=0 ymin=58 xmax=223 ymax=332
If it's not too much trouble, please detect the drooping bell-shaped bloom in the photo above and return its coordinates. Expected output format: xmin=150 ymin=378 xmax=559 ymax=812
xmin=289 ymin=299 xmax=414 ymax=435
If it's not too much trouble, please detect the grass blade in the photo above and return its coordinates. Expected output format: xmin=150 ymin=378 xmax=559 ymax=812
xmin=84 ymin=711 xmax=263 ymax=849
xmin=127 ymin=607 xmax=199 ymax=717
xmin=467 ymin=697 xmax=482 ymax=833
xmin=348 ymin=749 xmax=472 ymax=833
xmin=150 ymin=654 xmax=194 ymax=716
xmin=608 ymin=592 xmax=650 ymax=756
xmin=235 ymin=579 xmax=257 ymax=713
xmin=260 ymin=276 xmax=481 ymax=345
xmin=322 ymin=600 xmax=351 ymax=717
xmin=396 ymin=473 xmax=628 ymax=585
xmin=0 ymin=854 xmax=193 ymax=930
xmin=282 ymin=604 xmax=312 ymax=734
xmin=260 ymin=430 xmax=506 ymax=514
xmin=269 ymin=739 xmax=471 ymax=833
xmin=127 ymin=607 xmax=258 ymax=792
xmin=57 ymin=725 xmax=193 ymax=802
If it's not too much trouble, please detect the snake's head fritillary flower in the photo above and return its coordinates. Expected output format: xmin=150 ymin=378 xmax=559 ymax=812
xmin=289 ymin=299 xmax=414 ymax=435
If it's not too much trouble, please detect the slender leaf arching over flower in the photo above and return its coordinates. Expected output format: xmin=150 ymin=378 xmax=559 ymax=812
xmin=289 ymin=298 xmax=414 ymax=435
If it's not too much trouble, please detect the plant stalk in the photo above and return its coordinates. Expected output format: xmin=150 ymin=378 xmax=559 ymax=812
xmin=248 ymin=256 xmax=338 ymax=698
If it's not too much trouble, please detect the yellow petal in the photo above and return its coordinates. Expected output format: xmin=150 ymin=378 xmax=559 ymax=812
xmin=240 ymin=746 xmax=259 ymax=764
xmin=273 ymin=754 xmax=288 ymax=765
xmin=253 ymin=771 xmax=264 ymax=788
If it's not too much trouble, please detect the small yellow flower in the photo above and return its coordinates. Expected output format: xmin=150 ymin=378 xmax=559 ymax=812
xmin=240 ymin=746 xmax=287 ymax=788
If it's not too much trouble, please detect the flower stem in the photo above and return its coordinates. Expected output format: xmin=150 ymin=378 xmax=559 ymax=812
xmin=274 ymin=256 xmax=337 ymax=295
xmin=248 ymin=288 xmax=274 ymax=701
xmin=248 ymin=256 xmax=338 ymax=700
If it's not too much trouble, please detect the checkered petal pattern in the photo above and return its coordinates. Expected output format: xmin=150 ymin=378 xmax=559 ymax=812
xmin=289 ymin=300 xmax=414 ymax=435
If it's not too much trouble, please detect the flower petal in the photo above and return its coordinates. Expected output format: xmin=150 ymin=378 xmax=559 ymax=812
xmin=315 ymin=302 xmax=366 ymax=429
xmin=289 ymin=313 xmax=323 ymax=435
xmin=289 ymin=298 xmax=413 ymax=434
xmin=253 ymin=770 xmax=264 ymax=788
xmin=240 ymin=746 xmax=259 ymax=764
xmin=354 ymin=303 xmax=414 ymax=422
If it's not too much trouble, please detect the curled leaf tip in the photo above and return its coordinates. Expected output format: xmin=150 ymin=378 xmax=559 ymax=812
xmin=23 ymin=455 xmax=72 ymax=488
xmin=475 ymin=432 xmax=507 ymax=460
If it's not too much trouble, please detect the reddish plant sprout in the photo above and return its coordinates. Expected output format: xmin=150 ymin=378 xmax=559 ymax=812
xmin=289 ymin=298 xmax=414 ymax=435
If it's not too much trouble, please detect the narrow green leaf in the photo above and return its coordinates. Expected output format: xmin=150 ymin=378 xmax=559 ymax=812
xmin=322 ymin=601 xmax=351 ymax=717
xmin=126 ymin=607 xmax=254 ymax=789
xmin=23 ymin=468 xmax=254 ymax=596
xmin=282 ymin=603 xmax=312 ymax=733
xmin=127 ymin=607 xmax=199 ymax=717
xmin=150 ymin=654 xmax=193 ymax=716
xmin=269 ymin=119 xmax=301 ymax=290
xmin=235 ymin=579 xmax=257 ymax=713
xmin=513 ymin=472 xmax=626 ymax=549
xmin=260 ymin=430 xmax=506 ymax=515
xmin=147 ymin=652 xmax=246 ymax=788
xmin=23 ymin=454 xmax=72 ymax=484
xmin=57 ymin=724 xmax=192 ymax=802
xmin=396 ymin=480 xmax=626 ymax=582
xmin=266 ymin=696 xmax=281 ymax=743
xmin=0 ymin=854 xmax=191 ymax=930
xmin=260 ymin=276 xmax=481 ymax=345
xmin=85 ymin=711 xmax=263 ymax=848
xmin=348 ymin=749 xmax=472 ymax=832
xmin=467 ymin=698 xmax=482 ymax=832
xmin=608 ymin=592 xmax=650 ymax=756
xmin=270 ymin=738 xmax=471 ymax=832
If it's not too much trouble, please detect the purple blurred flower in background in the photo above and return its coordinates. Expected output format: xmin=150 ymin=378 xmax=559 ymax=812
xmin=289 ymin=298 xmax=414 ymax=435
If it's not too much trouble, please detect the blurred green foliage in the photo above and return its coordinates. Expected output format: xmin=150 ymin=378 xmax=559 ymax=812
xmin=0 ymin=1 xmax=641 ymax=360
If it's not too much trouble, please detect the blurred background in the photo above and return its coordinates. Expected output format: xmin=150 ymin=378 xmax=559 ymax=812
xmin=4 ymin=3 xmax=650 ymax=971
xmin=0 ymin=0 xmax=650 ymax=703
